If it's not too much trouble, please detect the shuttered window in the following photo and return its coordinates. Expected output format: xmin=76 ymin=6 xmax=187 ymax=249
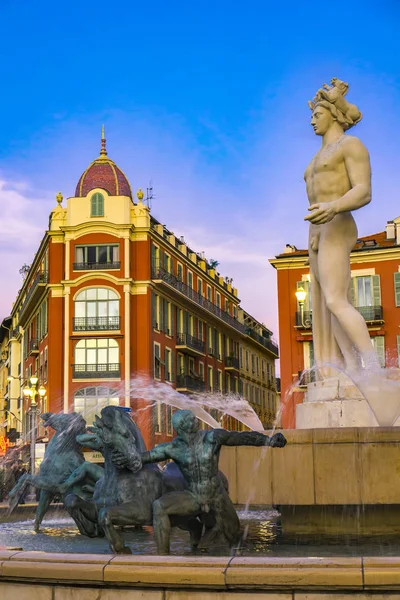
xmin=350 ymin=275 xmax=381 ymax=307
xmin=371 ymin=336 xmax=385 ymax=367
xmin=90 ymin=193 xmax=104 ymax=217
xmin=394 ymin=273 xmax=400 ymax=307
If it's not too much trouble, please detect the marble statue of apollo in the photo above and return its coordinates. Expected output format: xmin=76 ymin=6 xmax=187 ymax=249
xmin=304 ymin=78 xmax=379 ymax=374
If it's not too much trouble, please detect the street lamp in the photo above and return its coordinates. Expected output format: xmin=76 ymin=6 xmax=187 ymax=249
xmin=23 ymin=376 xmax=46 ymax=476
xmin=295 ymin=287 xmax=312 ymax=329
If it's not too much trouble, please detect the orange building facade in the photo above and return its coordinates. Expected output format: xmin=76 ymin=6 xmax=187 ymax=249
xmin=4 ymin=134 xmax=279 ymax=451
xmin=270 ymin=218 xmax=400 ymax=429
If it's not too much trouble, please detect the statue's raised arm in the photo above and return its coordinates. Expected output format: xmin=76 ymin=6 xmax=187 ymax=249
xmin=211 ymin=428 xmax=286 ymax=448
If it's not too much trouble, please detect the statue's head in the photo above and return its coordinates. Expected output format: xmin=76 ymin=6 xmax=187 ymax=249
xmin=172 ymin=410 xmax=200 ymax=435
xmin=308 ymin=78 xmax=362 ymax=133
xmin=310 ymin=103 xmax=338 ymax=136
xmin=40 ymin=411 xmax=86 ymax=435
xmin=94 ymin=406 xmax=146 ymax=471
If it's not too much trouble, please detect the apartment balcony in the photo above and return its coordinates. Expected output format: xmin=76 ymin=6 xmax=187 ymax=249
xmin=73 ymin=316 xmax=121 ymax=332
xmin=176 ymin=374 xmax=206 ymax=393
xmin=225 ymin=356 xmax=240 ymax=371
xmin=73 ymin=261 xmax=121 ymax=271
xmin=152 ymin=265 xmax=245 ymax=334
xmin=72 ymin=363 xmax=121 ymax=379
xmin=29 ymin=339 xmax=39 ymax=355
xmin=246 ymin=328 xmax=279 ymax=357
xmin=18 ymin=271 xmax=48 ymax=327
xmin=208 ymin=347 xmax=221 ymax=360
xmin=176 ymin=333 xmax=205 ymax=356
xmin=357 ymin=305 xmax=384 ymax=323
xmin=295 ymin=306 xmax=384 ymax=330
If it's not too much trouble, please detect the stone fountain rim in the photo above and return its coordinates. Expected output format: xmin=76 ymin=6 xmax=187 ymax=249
xmin=0 ymin=549 xmax=399 ymax=591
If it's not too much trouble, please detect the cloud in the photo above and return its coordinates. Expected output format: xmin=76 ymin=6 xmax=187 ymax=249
xmin=0 ymin=176 xmax=52 ymax=318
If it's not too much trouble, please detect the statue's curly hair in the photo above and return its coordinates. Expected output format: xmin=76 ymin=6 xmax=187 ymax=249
xmin=310 ymin=99 xmax=362 ymax=131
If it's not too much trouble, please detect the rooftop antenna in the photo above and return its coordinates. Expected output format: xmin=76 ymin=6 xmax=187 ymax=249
xmin=146 ymin=180 xmax=154 ymax=210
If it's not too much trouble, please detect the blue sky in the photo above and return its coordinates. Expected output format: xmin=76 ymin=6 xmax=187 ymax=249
xmin=1 ymin=0 xmax=400 ymax=344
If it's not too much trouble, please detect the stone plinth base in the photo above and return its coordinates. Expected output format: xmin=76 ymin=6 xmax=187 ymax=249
xmin=296 ymin=398 xmax=379 ymax=428
xmin=296 ymin=374 xmax=400 ymax=428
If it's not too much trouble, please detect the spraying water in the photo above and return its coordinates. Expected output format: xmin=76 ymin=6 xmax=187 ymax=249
xmin=127 ymin=375 xmax=266 ymax=432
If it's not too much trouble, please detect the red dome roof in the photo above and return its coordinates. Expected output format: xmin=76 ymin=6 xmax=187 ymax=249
xmin=75 ymin=132 xmax=132 ymax=198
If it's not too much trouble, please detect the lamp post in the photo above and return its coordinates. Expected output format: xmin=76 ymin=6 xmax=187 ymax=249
xmin=295 ymin=287 xmax=312 ymax=329
xmin=23 ymin=376 xmax=46 ymax=476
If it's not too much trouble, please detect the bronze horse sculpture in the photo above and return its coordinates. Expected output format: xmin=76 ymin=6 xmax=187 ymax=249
xmin=63 ymin=406 xmax=203 ymax=553
xmin=8 ymin=412 xmax=90 ymax=531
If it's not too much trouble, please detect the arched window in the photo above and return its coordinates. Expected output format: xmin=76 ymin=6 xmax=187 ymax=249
xmin=74 ymin=288 xmax=120 ymax=330
xmin=74 ymin=386 xmax=119 ymax=424
xmin=73 ymin=338 xmax=120 ymax=378
xmin=91 ymin=192 xmax=104 ymax=217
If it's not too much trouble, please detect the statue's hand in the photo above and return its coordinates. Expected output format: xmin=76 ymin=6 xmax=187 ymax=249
xmin=304 ymin=202 xmax=337 ymax=225
xmin=268 ymin=432 xmax=287 ymax=448
xmin=111 ymin=449 xmax=142 ymax=472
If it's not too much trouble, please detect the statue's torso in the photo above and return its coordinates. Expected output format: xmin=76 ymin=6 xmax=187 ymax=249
xmin=171 ymin=432 xmax=221 ymax=502
xmin=304 ymin=135 xmax=353 ymax=206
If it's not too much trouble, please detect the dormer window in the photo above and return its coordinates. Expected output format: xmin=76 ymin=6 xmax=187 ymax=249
xmin=91 ymin=192 xmax=104 ymax=217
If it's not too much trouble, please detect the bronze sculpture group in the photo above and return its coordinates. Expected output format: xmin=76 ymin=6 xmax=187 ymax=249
xmin=9 ymin=406 xmax=286 ymax=554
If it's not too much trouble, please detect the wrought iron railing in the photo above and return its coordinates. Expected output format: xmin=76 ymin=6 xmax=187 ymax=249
xmin=19 ymin=271 xmax=48 ymax=315
xmin=73 ymin=316 xmax=121 ymax=331
xmin=176 ymin=333 xmax=205 ymax=354
xmin=357 ymin=305 xmax=384 ymax=322
xmin=73 ymin=262 xmax=121 ymax=270
xmin=225 ymin=356 xmax=240 ymax=370
xmin=152 ymin=265 xmax=245 ymax=334
xmin=296 ymin=306 xmax=384 ymax=329
xmin=72 ymin=363 xmax=120 ymax=378
xmin=245 ymin=328 xmax=279 ymax=356
xmin=29 ymin=339 xmax=39 ymax=353
xmin=176 ymin=374 xmax=206 ymax=392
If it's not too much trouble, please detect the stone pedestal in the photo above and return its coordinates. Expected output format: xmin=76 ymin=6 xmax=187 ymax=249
xmin=296 ymin=374 xmax=400 ymax=428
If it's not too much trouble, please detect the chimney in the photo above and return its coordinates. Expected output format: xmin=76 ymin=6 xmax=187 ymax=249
xmin=386 ymin=221 xmax=396 ymax=240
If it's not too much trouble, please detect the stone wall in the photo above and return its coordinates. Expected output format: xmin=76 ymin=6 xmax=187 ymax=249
xmin=219 ymin=427 xmax=400 ymax=507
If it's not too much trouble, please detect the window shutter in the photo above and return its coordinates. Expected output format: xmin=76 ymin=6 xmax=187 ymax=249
xmin=349 ymin=277 xmax=356 ymax=306
xmin=372 ymin=275 xmax=381 ymax=306
xmin=163 ymin=299 xmax=168 ymax=334
xmin=170 ymin=304 xmax=175 ymax=337
xmin=152 ymin=292 xmax=157 ymax=329
xmin=184 ymin=312 xmax=189 ymax=334
xmin=91 ymin=193 xmax=104 ymax=217
xmin=153 ymin=343 xmax=160 ymax=378
xmin=372 ymin=336 xmax=385 ymax=367
xmin=159 ymin=297 xmax=164 ymax=332
xmin=171 ymin=350 xmax=175 ymax=382
xmin=394 ymin=273 xmax=400 ymax=307
xmin=151 ymin=244 xmax=156 ymax=274
xmin=213 ymin=328 xmax=218 ymax=357
xmin=164 ymin=348 xmax=168 ymax=380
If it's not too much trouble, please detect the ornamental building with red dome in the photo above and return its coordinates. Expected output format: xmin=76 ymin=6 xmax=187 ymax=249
xmin=3 ymin=131 xmax=279 ymax=453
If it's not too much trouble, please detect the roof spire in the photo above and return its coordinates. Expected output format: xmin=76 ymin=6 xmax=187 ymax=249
xmin=100 ymin=124 xmax=107 ymax=156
